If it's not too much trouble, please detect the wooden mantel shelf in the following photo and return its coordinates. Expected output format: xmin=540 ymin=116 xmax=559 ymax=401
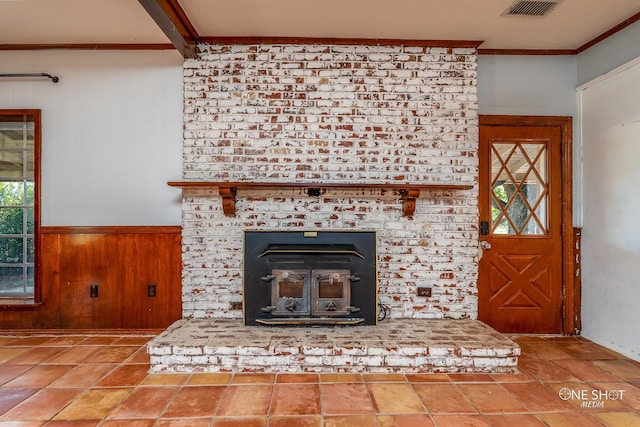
xmin=168 ymin=181 xmax=473 ymax=218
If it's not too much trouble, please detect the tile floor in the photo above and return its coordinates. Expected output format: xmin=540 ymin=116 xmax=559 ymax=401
xmin=0 ymin=333 xmax=639 ymax=426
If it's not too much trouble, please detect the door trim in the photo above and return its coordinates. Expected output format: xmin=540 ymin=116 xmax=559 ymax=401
xmin=479 ymin=115 xmax=578 ymax=335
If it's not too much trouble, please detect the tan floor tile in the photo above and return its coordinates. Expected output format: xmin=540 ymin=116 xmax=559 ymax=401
xmin=562 ymin=342 xmax=622 ymax=360
xmin=276 ymin=373 xmax=318 ymax=383
xmin=484 ymin=414 xmax=546 ymax=427
xmin=108 ymin=386 xmax=178 ymax=419
xmin=0 ymin=348 xmax=30 ymax=363
xmin=76 ymin=336 xmax=120 ymax=346
xmin=46 ymin=346 xmax=105 ymax=364
xmin=0 ymin=388 xmax=39 ymax=415
xmin=4 ymin=365 xmax=74 ymax=388
xmin=4 ymin=347 xmax=67 ymax=365
xmin=378 ymin=414 xmax=435 ymax=427
xmin=101 ymin=420 xmax=155 ymax=427
xmin=268 ymin=415 xmax=323 ymax=427
xmin=142 ymin=373 xmax=189 ymax=386
xmin=125 ymin=347 xmax=151 ymax=364
xmin=553 ymin=359 xmax=622 ymax=382
xmin=319 ymin=373 xmax=363 ymax=383
xmin=1 ymin=388 xmax=84 ymax=420
xmin=543 ymin=336 xmax=589 ymax=343
xmin=211 ymin=417 xmax=267 ymax=426
xmin=518 ymin=356 xmax=580 ymax=382
xmin=0 ymin=421 xmax=46 ymax=426
xmin=112 ymin=337 xmax=152 ymax=346
xmin=405 ymin=373 xmax=450 ymax=383
xmin=457 ymin=383 xmax=528 ymax=413
xmin=156 ymin=419 xmax=212 ymax=427
xmin=270 ymin=384 xmax=321 ymax=415
xmin=413 ymin=383 xmax=477 ymax=414
xmin=53 ymin=388 xmax=132 ymax=420
xmin=367 ymin=383 xmax=425 ymax=413
xmin=96 ymin=364 xmax=149 ymax=387
xmin=49 ymin=363 xmax=116 ymax=388
xmin=11 ymin=337 xmax=55 ymax=346
xmin=362 ymin=373 xmax=405 ymax=382
xmin=162 ymin=385 xmax=226 ymax=418
xmin=590 ymin=381 xmax=640 ymax=411
xmin=491 ymin=371 xmax=535 ymax=382
xmin=44 ymin=336 xmax=88 ymax=346
xmin=545 ymin=382 xmax=628 ymax=411
xmin=430 ymin=414 xmax=491 ymax=427
xmin=537 ymin=412 xmax=603 ymax=427
xmin=594 ymin=359 xmax=640 ymax=380
xmin=320 ymin=383 xmax=374 ymax=415
xmin=525 ymin=342 xmax=573 ymax=360
xmin=592 ymin=411 xmax=640 ymax=427
xmin=186 ymin=373 xmax=232 ymax=385
xmin=502 ymin=382 xmax=574 ymax=412
xmin=448 ymin=373 xmax=494 ymax=382
xmin=323 ymin=415 xmax=378 ymax=427
xmin=231 ymin=373 xmax=275 ymax=384
xmin=0 ymin=364 xmax=31 ymax=386
xmin=216 ymin=384 xmax=272 ymax=416
xmin=86 ymin=346 xmax=139 ymax=363
xmin=45 ymin=420 xmax=101 ymax=426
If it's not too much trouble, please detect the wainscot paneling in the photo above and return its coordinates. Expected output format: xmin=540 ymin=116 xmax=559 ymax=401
xmin=0 ymin=226 xmax=182 ymax=330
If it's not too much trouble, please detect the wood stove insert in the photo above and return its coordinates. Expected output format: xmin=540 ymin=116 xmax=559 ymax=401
xmin=243 ymin=231 xmax=377 ymax=326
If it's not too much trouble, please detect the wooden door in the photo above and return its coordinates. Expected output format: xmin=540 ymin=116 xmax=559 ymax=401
xmin=478 ymin=123 xmax=564 ymax=333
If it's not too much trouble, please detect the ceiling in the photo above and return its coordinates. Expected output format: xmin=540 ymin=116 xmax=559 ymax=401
xmin=1 ymin=0 xmax=639 ymax=52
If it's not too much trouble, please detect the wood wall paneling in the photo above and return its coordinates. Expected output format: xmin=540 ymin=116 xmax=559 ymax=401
xmin=0 ymin=227 xmax=182 ymax=330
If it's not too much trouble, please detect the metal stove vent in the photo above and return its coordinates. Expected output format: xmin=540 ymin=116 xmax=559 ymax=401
xmin=503 ymin=0 xmax=563 ymax=17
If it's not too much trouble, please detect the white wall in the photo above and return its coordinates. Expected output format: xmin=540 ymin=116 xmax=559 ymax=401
xmin=578 ymin=59 xmax=640 ymax=361
xmin=577 ymin=20 xmax=640 ymax=86
xmin=478 ymin=55 xmax=577 ymax=117
xmin=0 ymin=50 xmax=184 ymax=226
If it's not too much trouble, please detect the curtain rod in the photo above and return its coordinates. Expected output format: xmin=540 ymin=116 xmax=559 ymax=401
xmin=0 ymin=73 xmax=59 ymax=83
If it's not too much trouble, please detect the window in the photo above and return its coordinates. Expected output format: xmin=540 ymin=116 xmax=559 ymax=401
xmin=490 ymin=141 xmax=548 ymax=235
xmin=0 ymin=110 xmax=40 ymax=304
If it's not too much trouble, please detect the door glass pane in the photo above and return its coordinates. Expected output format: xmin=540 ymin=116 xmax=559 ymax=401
xmin=318 ymin=278 xmax=344 ymax=298
xmin=279 ymin=279 xmax=304 ymax=298
xmin=491 ymin=141 xmax=548 ymax=235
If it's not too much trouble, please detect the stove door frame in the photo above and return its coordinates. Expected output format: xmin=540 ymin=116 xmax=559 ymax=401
xmin=270 ymin=269 xmax=311 ymax=316
xmin=311 ymin=269 xmax=352 ymax=316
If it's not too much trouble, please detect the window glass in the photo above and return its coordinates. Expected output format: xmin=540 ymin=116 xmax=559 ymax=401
xmin=0 ymin=112 xmax=39 ymax=302
xmin=491 ymin=141 xmax=548 ymax=236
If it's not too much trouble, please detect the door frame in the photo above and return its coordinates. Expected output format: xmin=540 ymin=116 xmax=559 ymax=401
xmin=479 ymin=115 xmax=579 ymax=335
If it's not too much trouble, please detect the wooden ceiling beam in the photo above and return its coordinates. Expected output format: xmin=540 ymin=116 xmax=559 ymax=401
xmin=137 ymin=0 xmax=197 ymax=58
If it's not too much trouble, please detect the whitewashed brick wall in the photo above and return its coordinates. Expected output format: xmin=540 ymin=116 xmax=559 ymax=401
xmin=181 ymin=43 xmax=479 ymax=320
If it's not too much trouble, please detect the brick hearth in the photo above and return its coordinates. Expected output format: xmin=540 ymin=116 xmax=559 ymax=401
xmin=147 ymin=319 xmax=519 ymax=374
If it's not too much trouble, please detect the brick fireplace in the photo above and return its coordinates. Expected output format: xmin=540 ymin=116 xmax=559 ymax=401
xmin=146 ymin=41 xmax=522 ymax=374
xmin=180 ymin=42 xmax=480 ymax=322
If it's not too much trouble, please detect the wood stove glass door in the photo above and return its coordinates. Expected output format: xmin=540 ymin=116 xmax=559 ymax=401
xmin=271 ymin=269 xmax=311 ymax=316
xmin=312 ymin=270 xmax=352 ymax=316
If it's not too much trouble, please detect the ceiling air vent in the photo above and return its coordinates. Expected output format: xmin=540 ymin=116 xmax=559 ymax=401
xmin=503 ymin=0 xmax=563 ymax=17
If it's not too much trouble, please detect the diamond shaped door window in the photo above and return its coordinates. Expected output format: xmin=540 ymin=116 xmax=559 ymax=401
xmin=491 ymin=142 xmax=548 ymax=235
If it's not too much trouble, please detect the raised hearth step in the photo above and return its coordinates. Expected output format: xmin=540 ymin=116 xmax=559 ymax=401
xmin=148 ymin=318 xmax=520 ymax=374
